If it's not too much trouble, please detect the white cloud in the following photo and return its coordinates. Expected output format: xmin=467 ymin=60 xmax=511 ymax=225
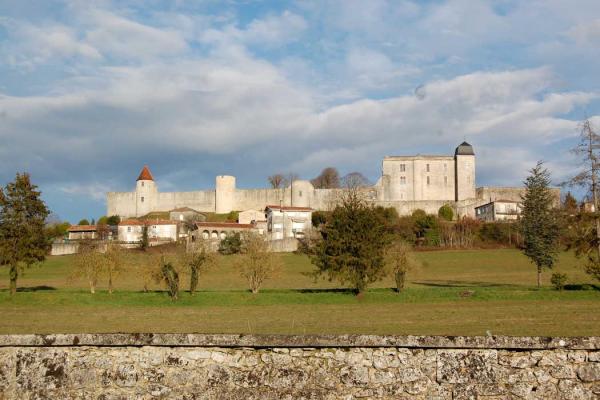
xmin=84 ymin=10 xmax=189 ymax=60
xmin=566 ymin=19 xmax=600 ymax=46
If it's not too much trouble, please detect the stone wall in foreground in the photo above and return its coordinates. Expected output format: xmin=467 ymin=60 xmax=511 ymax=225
xmin=0 ymin=334 xmax=599 ymax=399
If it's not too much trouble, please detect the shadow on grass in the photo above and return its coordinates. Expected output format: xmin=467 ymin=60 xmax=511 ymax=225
xmin=15 ymin=286 xmax=57 ymax=292
xmin=294 ymin=288 xmax=358 ymax=294
xmin=413 ymin=280 xmax=514 ymax=288
xmin=564 ymin=284 xmax=600 ymax=291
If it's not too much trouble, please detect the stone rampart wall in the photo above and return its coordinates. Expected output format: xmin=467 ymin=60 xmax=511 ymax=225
xmin=0 ymin=334 xmax=598 ymax=399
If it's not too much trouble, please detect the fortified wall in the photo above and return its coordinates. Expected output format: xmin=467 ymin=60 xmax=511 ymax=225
xmin=106 ymin=143 xmax=560 ymax=219
xmin=0 ymin=334 xmax=598 ymax=399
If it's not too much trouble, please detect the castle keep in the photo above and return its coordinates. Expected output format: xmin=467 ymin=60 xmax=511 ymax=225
xmin=106 ymin=142 xmax=530 ymax=218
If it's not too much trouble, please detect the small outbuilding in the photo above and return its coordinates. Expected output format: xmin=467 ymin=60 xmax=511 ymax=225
xmin=193 ymin=222 xmax=256 ymax=241
xmin=475 ymin=200 xmax=521 ymax=222
xmin=169 ymin=207 xmax=206 ymax=223
xmin=67 ymin=225 xmax=98 ymax=240
xmin=118 ymin=219 xmax=178 ymax=243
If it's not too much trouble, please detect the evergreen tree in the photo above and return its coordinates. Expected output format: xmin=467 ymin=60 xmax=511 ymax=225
xmin=0 ymin=173 xmax=50 ymax=295
xmin=311 ymin=189 xmax=391 ymax=294
xmin=563 ymin=192 xmax=578 ymax=213
xmin=140 ymin=225 xmax=149 ymax=250
xmin=520 ymin=162 xmax=560 ymax=288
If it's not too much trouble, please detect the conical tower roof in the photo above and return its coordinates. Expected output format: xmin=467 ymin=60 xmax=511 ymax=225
xmin=136 ymin=165 xmax=155 ymax=181
xmin=455 ymin=141 xmax=475 ymax=156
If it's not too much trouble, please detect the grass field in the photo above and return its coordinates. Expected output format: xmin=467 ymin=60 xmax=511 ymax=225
xmin=0 ymin=249 xmax=599 ymax=336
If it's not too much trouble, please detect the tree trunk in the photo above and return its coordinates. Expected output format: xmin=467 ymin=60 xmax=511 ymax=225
xmin=395 ymin=271 xmax=406 ymax=293
xmin=90 ymin=281 xmax=95 ymax=294
xmin=9 ymin=264 xmax=17 ymax=296
xmin=537 ymin=266 xmax=542 ymax=288
xmin=108 ymin=271 xmax=113 ymax=294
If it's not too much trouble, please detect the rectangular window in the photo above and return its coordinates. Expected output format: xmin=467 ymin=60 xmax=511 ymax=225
xmin=141 ymin=182 xmax=144 ymax=187
xmin=444 ymin=176 xmax=448 ymax=185
xmin=426 ymin=164 xmax=430 ymax=172
xmin=299 ymin=190 xmax=302 ymax=197
xmin=427 ymin=176 xmax=430 ymax=185
xmin=127 ymin=227 xmax=131 ymax=232
xmin=141 ymin=196 xmax=144 ymax=203
xmin=400 ymin=176 xmax=406 ymax=185
xmin=444 ymin=163 xmax=448 ymax=172
xmin=399 ymin=164 xmax=406 ymax=172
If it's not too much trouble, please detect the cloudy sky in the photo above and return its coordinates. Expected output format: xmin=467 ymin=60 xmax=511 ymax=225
xmin=1 ymin=0 xmax=599 ymax=222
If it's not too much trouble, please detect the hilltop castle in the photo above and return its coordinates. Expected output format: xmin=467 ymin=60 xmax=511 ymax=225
xmin=106 ymin=142 xmax=533 ymax=218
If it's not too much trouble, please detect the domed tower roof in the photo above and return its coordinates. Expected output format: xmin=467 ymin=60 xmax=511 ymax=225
xmin=136 ymin=165 xmax=155 ymax=181
xmin=455 ymin=141 xmax=475 ymax=156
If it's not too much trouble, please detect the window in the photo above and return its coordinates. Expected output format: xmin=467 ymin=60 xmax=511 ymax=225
xmin=400 ymin=176 xmax=406 ymax=185
xmin=141 ymin=182 xmax=144 ymax=187
xmin=426 ymin=164 xmax=430 ymax=172
xmin=141 ymin=196 xmax=144 ymax=203
xmin=427 ymin=176 xmax=430 ymax=185
xmin=400 ymin=164 xmax=406 ymax=172
xmin=444 ymin=176 xmax=448 ymax=185
xmin=127 ymin=227 xmax=131 ymax=232
xmin=299 ymin=190 xmax=302 ymax=197
xmin=444 ymin=163 xmax=448 ymax=172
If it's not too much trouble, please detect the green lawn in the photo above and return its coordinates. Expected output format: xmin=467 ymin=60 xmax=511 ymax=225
xmin=0 ymin=249 xmax=599 ymax=336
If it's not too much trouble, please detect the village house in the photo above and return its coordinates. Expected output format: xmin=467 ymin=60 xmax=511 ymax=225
xmin=475 ymin=200 xmax=521 ymax=222
xmin=193 ymin=222 xmax=257 ymax=241
xmin=118 ymin=219 xmax=178 ymax=243
xmin=265 ymin=205 xmax=313 ymax=239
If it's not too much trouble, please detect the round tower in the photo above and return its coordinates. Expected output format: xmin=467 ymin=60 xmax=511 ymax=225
xmin=454 ymin=142 xmax=476 ymax=202
xmin=291 ymin=180 xmax=313 ymax=208
xmin=215 ymin=175 xmax=236 ymax=214
xmin=135 ymin=165 xmax=158 ymax=217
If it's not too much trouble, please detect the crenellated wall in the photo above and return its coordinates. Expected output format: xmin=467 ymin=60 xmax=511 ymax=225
xmin=0 ymin=334 xmax=598 ymax=399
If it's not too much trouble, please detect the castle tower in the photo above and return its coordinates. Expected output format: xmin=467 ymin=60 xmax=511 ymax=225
xmin=454 ymin=142 xmax=476 ymax=201
xmin=215 ymin=175 xmax=236 ymax=214
xmin=291 ymin=180 xmax=313 ymax=208
xmin=135 ymin=165 xmax=158 ymax=217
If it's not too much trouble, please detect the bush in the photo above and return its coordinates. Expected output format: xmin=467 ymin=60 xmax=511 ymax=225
xmin=226 ymin=211 xmax=239 ymax=222
xmin=550 ymin=273 xmax=568 ymax=291
xmin=311 ymin=211 xmax=329 ymax=228
xmin=218 ymin=233 xmax=242 ymax=255
xmin=438 ymin=205 xmax=454 ymax=221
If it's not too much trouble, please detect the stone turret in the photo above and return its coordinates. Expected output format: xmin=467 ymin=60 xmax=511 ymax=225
xmin=454 ymin=142 xmax=476 ymax=201
xmin=215 ymin=175 xmax=236 ymax=214
xmin=135 ymin=165 xmax=158 ymax=217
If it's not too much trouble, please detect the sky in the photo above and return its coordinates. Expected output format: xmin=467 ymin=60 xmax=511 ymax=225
xmin=1 ymin=0 xmax=599 ymax=223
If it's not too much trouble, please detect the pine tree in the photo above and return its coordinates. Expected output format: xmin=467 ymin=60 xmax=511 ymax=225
xmin=563 ymin=192 xmax=578 ymax=213
xmin=0 ymin=173 xmax=50 ymax=295
xmin=520 ymin=162 xmax=560 ymax=288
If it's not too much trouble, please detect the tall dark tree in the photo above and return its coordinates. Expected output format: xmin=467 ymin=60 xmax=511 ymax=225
xmin=520 ymin=162 xmax=560 ymax=288
xmin=311 ymin=189 xmax=391 ymax=294
xmin=78 ymin=219 xmax=90 ymax=226
xmin=311 ymin=167 xmax=340 ymax=189
xmin=0 ymin=173 xmax=50 ymax=295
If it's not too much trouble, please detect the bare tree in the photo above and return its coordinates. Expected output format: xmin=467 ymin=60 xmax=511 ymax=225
xmin=385 ymin=241 xmax=420 ymax=293
xmin=268 ymin=174 xmax=288 ymax=189
xmin=103 ymin=242 xmax=126 ymax=294
xmin=70 ymin=241 xmax=104 ymax=294
xmin=565 ymin=119 xmax=600 ymax=264
xmin=341 ymin=172 xmax=371 ymax=188
xmin=235 ymin=232 xmax=282 ymax=293
xmin=311 ymin=167 xmax=340 ymax=189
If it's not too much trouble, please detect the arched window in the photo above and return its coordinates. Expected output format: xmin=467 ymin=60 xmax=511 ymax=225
xmin=220 ymin=231 xmax=227 ymax=240
xmin=211 ymin=231 xmax=218 ymax=239
xmin=202 ymin=230 xmax=209 ymax=239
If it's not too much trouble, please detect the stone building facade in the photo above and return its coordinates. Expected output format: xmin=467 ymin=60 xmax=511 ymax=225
xmin=106 ymin=142 xmax=556 ymax=219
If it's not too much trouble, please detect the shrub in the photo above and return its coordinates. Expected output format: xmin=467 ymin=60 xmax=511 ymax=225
xmin=311 ymin=211 xmax=329 ymax=228
xmin=226 ymin=211 xmax=239 ymax=222
xmin=438 ymin=205 xmax=454 ymax=221
xmin=218 ymin=232 xmax=242 ymax=255
xmin=550 ymin=273 xmax=568 ymax=291
xmin=161 ymin=262 xmax=180 ymax=300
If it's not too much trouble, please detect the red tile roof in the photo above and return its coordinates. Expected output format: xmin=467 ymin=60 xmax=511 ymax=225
xmin=119 ymin=219 xmax=176 ymax=226
xmin=195 ymin=222 xmax=254 ymax=229
xmin=137 ymin=165 xmax=154 ymax=181
xmin=68 ymin=225 xmax=97 ymax=232
xmin=265 ymin=205 xmax=313 ymax=212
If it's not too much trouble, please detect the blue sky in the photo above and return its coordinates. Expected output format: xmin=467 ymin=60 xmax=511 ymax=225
xmin=1 ymin=0 xmax=599 ymax=223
